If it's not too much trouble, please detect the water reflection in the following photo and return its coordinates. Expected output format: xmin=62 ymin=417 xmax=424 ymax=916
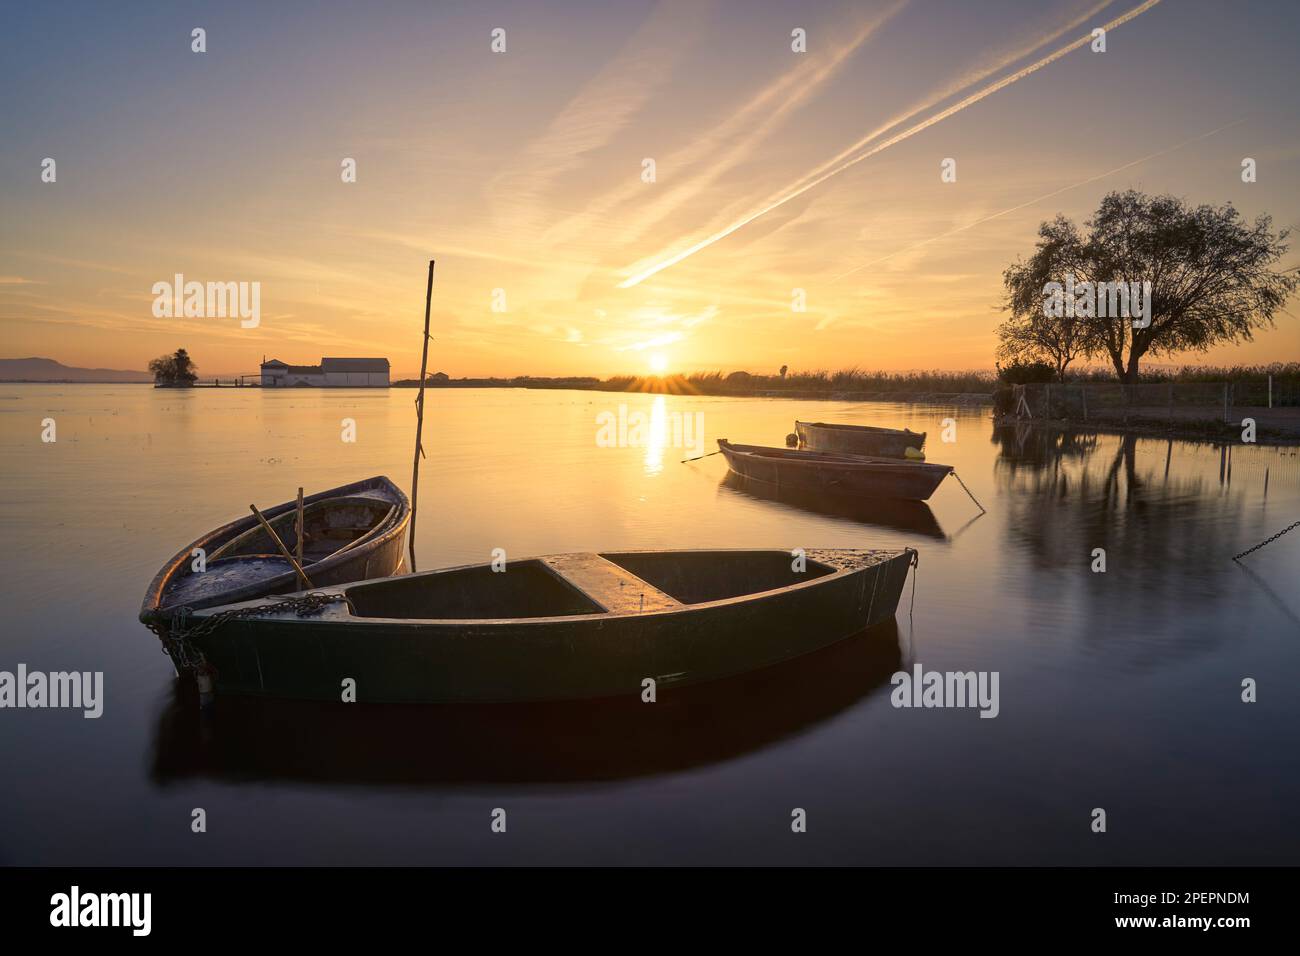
xmin=644 ymin=395 xmax=667 ymax=476
xmin=990 ymin=424 xmax=1300 ymax=666
xmin=718 ymin=471 xmax=947 ymax=540
xmin=150 ymin=621 xmax=904 ymax=788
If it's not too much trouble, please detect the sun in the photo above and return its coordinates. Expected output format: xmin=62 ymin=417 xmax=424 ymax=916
xmin=648 ymin=353 xmax=670 ymax=374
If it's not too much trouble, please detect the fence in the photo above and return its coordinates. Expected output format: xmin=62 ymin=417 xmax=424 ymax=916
xmin=996 ymin=378 xmax=1299 ymax=425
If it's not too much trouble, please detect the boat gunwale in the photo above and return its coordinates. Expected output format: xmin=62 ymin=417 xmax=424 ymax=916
xmin=719 ymin=439 xmax=952 ymax=475
xmin=186 ymin=548 xmax=915 ymax=629
xmin=139 ymin=475 xmax=410 ymax=621
xmin=795 ymin=420 xmax=924 ymax=437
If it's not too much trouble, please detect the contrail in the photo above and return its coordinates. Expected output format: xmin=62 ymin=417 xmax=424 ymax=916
xmin=831 ymin=118 xmax=1245 ymax=281
xmin=618 ymin=0 xmax=1164 ymax=288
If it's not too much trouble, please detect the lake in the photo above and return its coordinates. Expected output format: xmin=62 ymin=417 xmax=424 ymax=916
xmin=1 ymin=384 xmax=1297 ymax=865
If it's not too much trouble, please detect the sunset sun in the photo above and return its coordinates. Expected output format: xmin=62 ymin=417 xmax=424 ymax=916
xmin=648 ymin=353 xmax=670 ymax=375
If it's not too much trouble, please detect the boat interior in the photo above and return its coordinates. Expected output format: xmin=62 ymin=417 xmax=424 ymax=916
xmin=210 ymin=496 xmax=396 ymax=564
xmin=344 ymin=551 xmax=839 ymax=620
xmin=802 ymin=422 xmax=922 ymax=436
xmin=726 ymin=442 xmax=915 ymax=466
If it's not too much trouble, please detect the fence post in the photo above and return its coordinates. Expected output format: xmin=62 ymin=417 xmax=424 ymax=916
xmin=1223 ymin=383 xmax=1229 ymax=423
xmin=1168 ymin=383 xmax=1173 ymax=423
xmin=1081 ymin=385 xmax=1088 ymax=421
xmin=1268 ymin=374 xmax=1273 ymax=409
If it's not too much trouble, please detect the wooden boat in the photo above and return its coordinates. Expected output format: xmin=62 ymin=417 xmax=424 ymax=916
xmin=140 ymin=476 xmax=409 ymax=628
xmin=718 ymin=440 xmax=952 ymax=501
xmin=796 ymin=420 xmax=926 ymax=458
xmin=166 ymin=547 xmax=916 ymax=702
xmin=720 ymin=471 xmax=945 ymax=539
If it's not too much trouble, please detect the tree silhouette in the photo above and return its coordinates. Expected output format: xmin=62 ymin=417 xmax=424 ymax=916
xmin=1000 ymin=191 xmax=1298 ymax=382
xmin=149 ymin=348 xmax=198 ymax=386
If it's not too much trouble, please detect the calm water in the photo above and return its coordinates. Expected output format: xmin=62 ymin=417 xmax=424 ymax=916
xmin=1 ymin=385 xmax=1298 ymax=865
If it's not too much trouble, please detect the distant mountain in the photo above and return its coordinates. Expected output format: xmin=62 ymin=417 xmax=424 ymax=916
xmin=0 ymin=357 xmax=153 ymax=383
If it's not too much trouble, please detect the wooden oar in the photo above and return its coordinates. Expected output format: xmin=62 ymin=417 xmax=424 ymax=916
xmin=250 ymin=504 xmax=314 ymax=588
xmin=680 ymin=450 xmax=721 ymax=463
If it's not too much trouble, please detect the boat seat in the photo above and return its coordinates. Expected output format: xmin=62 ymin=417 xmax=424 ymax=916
xmin=540 ymin=553 xmax=683 ymax=614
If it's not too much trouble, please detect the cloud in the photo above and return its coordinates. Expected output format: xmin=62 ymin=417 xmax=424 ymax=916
xmin=617 ymin=0 xmax=1164 ymax=288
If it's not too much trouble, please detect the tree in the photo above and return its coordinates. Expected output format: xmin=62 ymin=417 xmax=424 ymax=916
xmin=779 ymin=365 xmax=788 ymax=379
xmin=1000 ymin=191 xmax=1298 ymax=383
xmin=149 ymin=348 xmax=198 ymax=386
xmin=996 ymin=310 xmax=1089 ymax=381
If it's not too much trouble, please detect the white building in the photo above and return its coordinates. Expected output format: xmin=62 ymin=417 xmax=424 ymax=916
xmin=260 ymin=357 xmax=389 ymax=388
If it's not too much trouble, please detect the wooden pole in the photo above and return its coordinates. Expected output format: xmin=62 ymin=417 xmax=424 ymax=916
xmin=409 ymin=259 xmax=436 ymax=573
xmin=296 ymin=487 xmax=304 ymax=570
xmin=250 ymin=504 xmax=314 ymax=588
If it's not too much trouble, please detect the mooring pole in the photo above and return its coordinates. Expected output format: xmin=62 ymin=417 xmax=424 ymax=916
xmin=409 ymin=259 xmax=436 ymax=573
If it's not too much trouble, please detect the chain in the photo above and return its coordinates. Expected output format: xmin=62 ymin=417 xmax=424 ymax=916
xmin=1232 ymin=520 xmax=1300 ymax=562
xmin=158 ymin=592 xmax=349 ymax=672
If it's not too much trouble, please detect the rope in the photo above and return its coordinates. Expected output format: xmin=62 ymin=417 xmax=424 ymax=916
xmin=949 ymin=470 xmax=987 ymax=514
xmin=1233 ymin=520 xmax=1300 ymax=562
xmin=908 ymin=549 xmax=919 ymax=617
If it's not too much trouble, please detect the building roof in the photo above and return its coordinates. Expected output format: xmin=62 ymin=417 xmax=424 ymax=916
xmin=261 ymin=359 xmax=288 ymax=368
xmin=321 ymin=357 xmax=390 ymax=372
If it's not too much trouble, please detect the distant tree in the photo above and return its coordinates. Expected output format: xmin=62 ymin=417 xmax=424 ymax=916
xmin=1001 ymin=191 xmax=1298 ymax=383
xmin=149 ymin=348 xmax=198 ymax=386
xmin=996 ymin=358 xmax=1057 ymax=385
xmin=995 ymin=309 xmax=1088 ymax=381
xmin=779 ymin=364 xmax=788 ymax=379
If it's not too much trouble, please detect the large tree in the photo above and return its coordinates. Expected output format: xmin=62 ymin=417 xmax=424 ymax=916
xmin=1000 ymin=191 xmax=1298 ymax=383
xmin=149 ymin=348 xmax=198 ymax=385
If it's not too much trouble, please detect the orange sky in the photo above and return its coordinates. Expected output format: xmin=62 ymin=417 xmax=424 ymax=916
xmin=2 ymin=0 xmax=1298 ymax=378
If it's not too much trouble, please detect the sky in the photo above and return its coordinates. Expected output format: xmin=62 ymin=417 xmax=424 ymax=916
xmin=2 ymin=0 xmax=1298 ymax=378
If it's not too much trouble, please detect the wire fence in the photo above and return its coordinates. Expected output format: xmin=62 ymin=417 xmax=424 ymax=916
xmin=996 ymin=379 xmax=1298 ymax=424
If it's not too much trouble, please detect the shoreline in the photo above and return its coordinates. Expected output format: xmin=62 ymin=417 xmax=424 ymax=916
xmin=993 ymin=413 xmax=1300 ymax=446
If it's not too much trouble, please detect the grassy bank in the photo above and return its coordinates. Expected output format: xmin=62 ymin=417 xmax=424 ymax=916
xmin=395 ymin=368 xmax=996 ymax=399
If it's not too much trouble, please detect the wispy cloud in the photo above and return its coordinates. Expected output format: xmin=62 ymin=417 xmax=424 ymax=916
xmin=488 ymin=0 xmax=712 ymax=238
xmin=541 ymin=0 xmax=909 ymax=251
xmin=618 ymin=0 xmax=1165 ymax=288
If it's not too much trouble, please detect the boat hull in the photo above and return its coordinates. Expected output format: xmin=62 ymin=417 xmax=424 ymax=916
xmin=796 ymin=420 xmax=926 ymax=459
xmin=720 ymin=471 xmax=945 ymax=539
xmin=718 ymin=440 xmax=951 ymax=501
xmin=181 ymin=548 xmax=915 ymax=703
xmin=139 ymin=475 xmax=409 ymax=627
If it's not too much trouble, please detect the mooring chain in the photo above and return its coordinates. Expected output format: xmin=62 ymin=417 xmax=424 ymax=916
xmin=1232 ymin=520 xmax=1300 ymax=562
xmin=161 ymin=592 xmax=349 ymax=671
xmin=949 ymin=469 xmax=988 ymax=514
